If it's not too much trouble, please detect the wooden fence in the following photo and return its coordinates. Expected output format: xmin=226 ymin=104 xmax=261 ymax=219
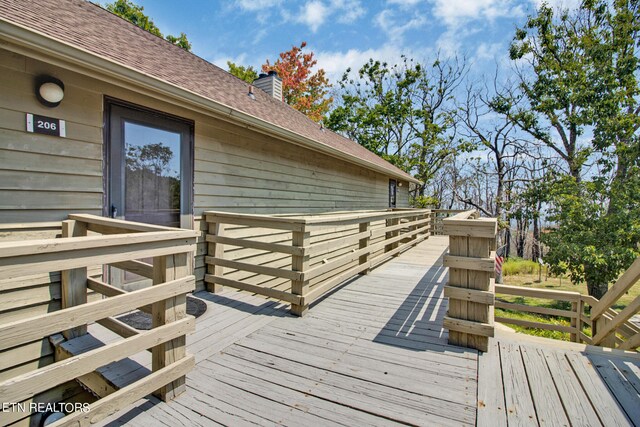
xmin=494 ymin=285 xmax=586 ymax=342
xmin=0 ymin=214 xmax=198 ymax=427
xmin=489 ymin=261 xmax=639 ymax=351
xmin=442 ymin=210 xmax=498 ymax=352
xmin=204 ymin=209 xmax=432 ymax=316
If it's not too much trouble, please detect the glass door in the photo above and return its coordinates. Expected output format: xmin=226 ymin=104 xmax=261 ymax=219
xmin=107 ymin=101 xmax=193 ymax=289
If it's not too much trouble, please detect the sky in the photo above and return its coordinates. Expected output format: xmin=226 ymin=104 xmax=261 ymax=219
xmin=126 ymin=0 xmax=582 ymax=85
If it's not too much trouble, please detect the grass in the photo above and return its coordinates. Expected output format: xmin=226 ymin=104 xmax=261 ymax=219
xmin=501 ymin=258 xmax=539 ymax=276
xmin=496 ymin=259 xmax=638 ymax=341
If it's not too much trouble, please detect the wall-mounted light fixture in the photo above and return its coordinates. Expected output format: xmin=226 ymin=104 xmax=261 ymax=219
xmin=35 ymin=76 xmax=65 ymax=108
xmin=398 ymin=182 xmax=403 ymax=187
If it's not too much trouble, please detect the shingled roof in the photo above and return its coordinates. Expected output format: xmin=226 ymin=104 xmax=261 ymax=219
xmin=0 ymin=0 xmax=417 ymax=183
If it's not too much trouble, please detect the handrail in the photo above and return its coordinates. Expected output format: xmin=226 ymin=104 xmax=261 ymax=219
xmin=204 ymin=209 xmax=432 ymax=316
xmin=583 ymin=258 xmax=640 ymax=350
xmin=428 ymin=209 xmax=468 ymax=235
xmin=591 ymin=258 xmax=640 ymax=320
xmin=0 ymin=214 xmax=198 ymax=426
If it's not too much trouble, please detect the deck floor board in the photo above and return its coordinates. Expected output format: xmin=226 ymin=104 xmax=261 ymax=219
xmin=97 ymin=236 xmax=640 ymax=426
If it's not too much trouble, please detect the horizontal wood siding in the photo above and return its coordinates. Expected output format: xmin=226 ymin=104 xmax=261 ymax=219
xmin=0 ymin=50 xmax=103 ymax=223
xmin=193 ymin=118 xmax=392 ymax=214
xmin=0 ymin=47 xmax=408 ymax=294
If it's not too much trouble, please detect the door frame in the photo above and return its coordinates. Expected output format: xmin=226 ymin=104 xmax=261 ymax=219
xmin=103 ymin=97 xmax=195 ymax=229
xmin=389 ymin=179 xmax=397 ymax=208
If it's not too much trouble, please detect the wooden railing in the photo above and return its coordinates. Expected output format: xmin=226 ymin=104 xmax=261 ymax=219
xmin=430 ymin=209 xmax=466 ymax=235
xmin=0 ymin=214 xmax=199 ymax=427
xmin=438 ymin=210 xmax=638 ymax=353
xmin=442 ymin=210 xmax=498 ymax=352
xmin=204 ymin=209 xmax=432 ymax=316
xmin=494 ymin=285 xmax=586 ymax=342
xmin=585 ymin=258 xmax=640 ymax=350
xmin=491 ymin=259 xmax=640 ymax=351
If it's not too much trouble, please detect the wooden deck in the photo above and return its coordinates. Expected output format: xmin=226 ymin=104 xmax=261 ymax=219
xmin=98 ymin=236 xmax=640 ymax=426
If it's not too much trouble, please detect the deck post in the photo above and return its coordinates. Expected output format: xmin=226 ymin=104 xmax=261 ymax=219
xmin=442 ymin=211 xmax=497 ymax=352
xmin=570 ymin=299 xmax=583 ymax=342
xmin=391 ymin=217 xmax=401 ymax=256
xmin=61 ymin=219 xmax=88 ymax=339
xmin=290 ymin=227 xmax=310 ymax=316
xmin=359 ymin=221 xmax=371 ymax=275
xmin=152 ymin=252 xmax=189 ymax=401
xmin=206 ymin=221 xmax=225 ymax=293
xmin=431 ymin=210 xmax=438 ymax=235
xmin=593 ymin=315 xmax=617 ymax=348
xmin=409 ymin=214 xmax=417 ymax=242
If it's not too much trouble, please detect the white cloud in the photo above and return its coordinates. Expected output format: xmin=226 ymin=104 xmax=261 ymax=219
xmin=239 ymin=0 xmax=365 ymax=32
xmin=473 ymin=42 xmax=506 ymax=62
xmin=235 ymin=0 xmax=283 ymax=12
xmin=296 ymin=1 xmax=330 ymax=32
xmin=387 ymin=0 xmax=424 ymax=6
xmin=374 ymin=8 xmax=427 ymax=43
xmin=429 ymin=0 xmax=524 ymax=28
xmin=531 ymin=0 xmax=581 ymax=10
xmin=332 ymin=0 xmax=366 ymax=24
xmin=423 ymin=0 xmax=524 ymax=54
xmin=315 ymin=43 xmax=434 ymax=83
xmin=210 ymin=52 xmax=251 ymax=71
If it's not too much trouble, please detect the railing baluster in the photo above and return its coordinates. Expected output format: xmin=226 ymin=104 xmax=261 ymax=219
xmin=290 ymin=227 xmax=310 ymax=316
xmin=61 ymin=219 xmax=88 ymax=339
xmin=359 ymin=221 xmax=371 ymax=275
xmin=206 ymin=221 xmax=225 ymax=293
xmin=152 ymin=252 xmax=190 ymax=401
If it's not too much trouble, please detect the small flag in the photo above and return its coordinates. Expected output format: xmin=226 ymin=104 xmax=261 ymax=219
xmin=495 ymin=254 xmax=504 ymax=276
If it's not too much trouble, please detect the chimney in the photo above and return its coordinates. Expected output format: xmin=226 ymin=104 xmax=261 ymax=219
xmin=253 ymin=70 xmax=282 ymax=101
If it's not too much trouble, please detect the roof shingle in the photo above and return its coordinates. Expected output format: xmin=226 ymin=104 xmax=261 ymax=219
xmin=0 ymin=0 xmax=415 ymax=182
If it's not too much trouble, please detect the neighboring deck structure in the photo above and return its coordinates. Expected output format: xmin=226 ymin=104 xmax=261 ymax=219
xmin=99 ymin=236 xmax=640 ymax=427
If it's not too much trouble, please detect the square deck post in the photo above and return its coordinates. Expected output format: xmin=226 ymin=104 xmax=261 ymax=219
xmin=359 ymin=221 xmax=371 ymax=275
xmin=443 ymin=212 xmax=497 ymax=352
xmin=207 ymin=221 xmax=225 ymax=293
xmin=152 ymin=252 xmax=190 ymax=401
xmin=61 ymin=219 xmax=88 ymax=339
xmin=290 ymin=227 xmax=310 ymax=316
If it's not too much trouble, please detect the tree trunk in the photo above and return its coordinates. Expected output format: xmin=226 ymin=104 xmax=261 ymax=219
xmin=586 ymin=280 xmax=609 ymax=300
xmin=504 ymin=227 xmax=511 ymax=259
xmin=516 ymin=218 xmax=526 ymax=258
xmin=531 ymin=215 xmax=540 ymax=261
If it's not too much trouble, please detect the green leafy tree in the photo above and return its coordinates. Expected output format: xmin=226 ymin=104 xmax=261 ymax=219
xmin=165 ymin=33 xmax=192 ymax=51
xmin=227 ymin=61 xmax=259 ymax=84
xmin=105 ymin=0 xmax=192 ymax=51
xmin=508 ymin=0 xmax=640 ymax=298
xmin=326 ymin=56 xmax=468 ymax=200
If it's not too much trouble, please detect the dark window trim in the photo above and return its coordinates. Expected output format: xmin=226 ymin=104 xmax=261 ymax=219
xmin=389 ymin=179 xmax=397 ymax=208
xmin=103 ymin=97 xmax=195 ymax=229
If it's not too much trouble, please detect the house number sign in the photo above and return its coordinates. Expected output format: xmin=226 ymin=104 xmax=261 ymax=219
xmin=26 ymin=113 xmax=66 ymax=137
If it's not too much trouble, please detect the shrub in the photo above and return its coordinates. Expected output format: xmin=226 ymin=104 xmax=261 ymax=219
xmin=503 ymin=258 xmax=539 ymax=275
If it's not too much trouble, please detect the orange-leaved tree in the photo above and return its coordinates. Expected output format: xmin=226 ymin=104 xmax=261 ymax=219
xmin=262 ymin=42 xmax=332 ymax=123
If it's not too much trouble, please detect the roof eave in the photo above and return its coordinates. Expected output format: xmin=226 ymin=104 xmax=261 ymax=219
xmin=0 ymin=19 xmax=420 ymax=184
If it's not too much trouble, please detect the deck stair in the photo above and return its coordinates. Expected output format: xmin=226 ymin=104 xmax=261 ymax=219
xmin=51 ymin=331 xmax=151 ymax=399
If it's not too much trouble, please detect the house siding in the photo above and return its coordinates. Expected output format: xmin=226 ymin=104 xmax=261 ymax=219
xmin=0 ymin=47 xmax=411 ymax=405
